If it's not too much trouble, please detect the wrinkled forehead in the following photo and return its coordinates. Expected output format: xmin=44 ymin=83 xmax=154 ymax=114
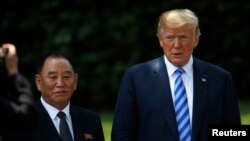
xmin=158 ymin=24 xmax=196 ymax=38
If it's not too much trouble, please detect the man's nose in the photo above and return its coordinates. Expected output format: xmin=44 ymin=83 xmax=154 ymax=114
xmin=56 ymin=77 xmax=65 ymax=86
xmin=173 ymin=37 xmax=180 ymax=48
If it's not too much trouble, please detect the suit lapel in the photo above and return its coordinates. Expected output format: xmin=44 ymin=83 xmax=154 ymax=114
xmin=37 ymin=101 xmax=62 ymax=141
xmin=70 ymin=106 xmax=83 ymax=141
xmin=70 ymin=106 xmax=92 ymax=141
xmin=191 ymin=59 xmax=208 ymax=141
xmin=151 ymin=57 xmax=179 ymax=140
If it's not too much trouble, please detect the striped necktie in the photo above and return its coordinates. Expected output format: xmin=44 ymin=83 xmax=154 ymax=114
xmin=174 ymin=68 xmax=191 ymax=141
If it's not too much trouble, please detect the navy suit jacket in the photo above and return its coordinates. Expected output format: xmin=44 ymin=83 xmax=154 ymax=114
xmin=32 ymin=100 xmax=105 ymax=141
xmin=111 ymin=56 xmax=241 ymax=141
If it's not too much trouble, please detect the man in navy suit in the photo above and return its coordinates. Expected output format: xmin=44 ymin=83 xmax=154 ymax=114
xmin=33 ymin=51 xmax=105 ymax=141
xmin=111 ymin=9 xmax=241 ymax=141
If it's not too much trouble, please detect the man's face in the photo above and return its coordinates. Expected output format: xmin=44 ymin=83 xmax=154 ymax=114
xmin=158 ymin=24 xmax=199 ymax=67
xmin=35 ymin=57 xmax=78 ymax=110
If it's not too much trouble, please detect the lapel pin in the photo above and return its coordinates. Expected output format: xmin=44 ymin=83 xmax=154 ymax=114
xmin=84 ymin=133 xmax=93 ymax=140
xmin=201 ymin=77 xmax=206 ymax=82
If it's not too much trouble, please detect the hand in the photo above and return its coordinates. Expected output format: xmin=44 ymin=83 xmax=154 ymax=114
xmin=1 ymin=43 xmax=18 ymax=76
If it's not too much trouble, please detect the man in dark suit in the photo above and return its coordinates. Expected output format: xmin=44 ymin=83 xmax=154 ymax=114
xmin=0 ymin=43 xmax=37 ymax=141
xmin=111 ymin=9 xmax=241 ymax=141
xmin=33 ymin=51 xmax=105 ymax=141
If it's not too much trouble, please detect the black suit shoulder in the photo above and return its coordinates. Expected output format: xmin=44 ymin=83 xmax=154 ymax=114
xmin=70 ymin=104 xmax=100 ymax=119
xmin=70 ymin=105 xmax=105 ymax=141
xmin=194 ymin=58 xmax=232 ymax=76
xmin=126 ymin=57 xmax=163 ymax=74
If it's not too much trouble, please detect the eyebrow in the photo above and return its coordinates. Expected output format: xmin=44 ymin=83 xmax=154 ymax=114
xmin=46 ymin=70 xmax=74 ymax=75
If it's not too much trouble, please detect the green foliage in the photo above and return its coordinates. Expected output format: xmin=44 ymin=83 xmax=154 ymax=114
xmin=1 ymin=0 xmax=250 ymax=110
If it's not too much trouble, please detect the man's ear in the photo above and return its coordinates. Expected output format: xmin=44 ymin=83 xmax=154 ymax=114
xmin=35 ymin=74 xmax=41 ymax=91
xmin=193 ymin=35 xmax=200 ymax=48
xmin=74 ymin=73 xmax=78 ymax=91
xmin=158 ymin=36 xmax=164 ymax=49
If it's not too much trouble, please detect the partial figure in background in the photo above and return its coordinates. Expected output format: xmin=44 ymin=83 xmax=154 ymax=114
xmin=32 ymin=51 xmax=105 ymax=141
xmin=0 ymin=43 xmax=37 ymax=141
xmin=111 ymin=9 xmax=241 ymax=141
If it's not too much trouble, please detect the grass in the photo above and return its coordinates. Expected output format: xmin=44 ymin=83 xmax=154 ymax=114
xmin=239 ymin=101 xmax=250 ymax=124
xmin=100 ymin=112 xmax=113 ymax=141
xmin=101 ymin=101 xmax=250 ymax=141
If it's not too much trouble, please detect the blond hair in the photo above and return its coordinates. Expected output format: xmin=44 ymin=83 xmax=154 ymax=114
xmin=157 ymin=9 xmax=201 ymax=37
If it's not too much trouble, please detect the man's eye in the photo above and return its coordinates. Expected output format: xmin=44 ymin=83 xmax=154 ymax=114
xmin=180 ymin=36 xmax=189 ymax=40
xmin=165 ymin=36 xmax=174 ymax=41
xmin=64 ymin=75 xmax=72 ymax=79
xmin=48 ymin=76 xmax=57 ymax=79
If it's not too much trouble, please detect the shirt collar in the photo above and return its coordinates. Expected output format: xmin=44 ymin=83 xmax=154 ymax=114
xmin=164 ymin=55 xmax=193 ymax=77
xmin=40 ymin=97 xmax=71 ymax=120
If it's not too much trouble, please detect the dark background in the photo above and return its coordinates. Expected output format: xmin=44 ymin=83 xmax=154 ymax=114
xmin=1 ymin=0 xmax=249 ymax=111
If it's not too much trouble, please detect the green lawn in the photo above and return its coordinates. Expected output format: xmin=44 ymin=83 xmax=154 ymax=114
xmin=101 ymin=101 xmax=250 ymax=141
xmin=100 ymin=112 xmax=113 ymax=141
xmin=239 ymin=101 xmax=250 ymax=124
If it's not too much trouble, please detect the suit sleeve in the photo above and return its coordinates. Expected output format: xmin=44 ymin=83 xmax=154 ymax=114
xmin=222 ymin=72 xmax=241 ymax=124
xmin=111 ymin=69 xmax=138 ymax=141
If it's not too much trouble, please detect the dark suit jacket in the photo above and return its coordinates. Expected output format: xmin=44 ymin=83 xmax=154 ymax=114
xmin=111 ymin=56 xmax=241 ymax=141
xmin=32 ymin=100 xmax=105 ymax=141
